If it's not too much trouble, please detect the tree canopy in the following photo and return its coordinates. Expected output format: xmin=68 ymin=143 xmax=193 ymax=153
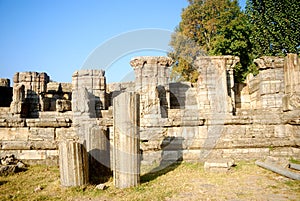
xmin=246 ymin=0 xmax=300 ymax=57
xmin=169 ymin=0 xmax=252 ymax=82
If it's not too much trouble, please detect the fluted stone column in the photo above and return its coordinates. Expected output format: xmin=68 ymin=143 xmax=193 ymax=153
xmin=113 ymin=92 xmax=140 ymax=189
xmin=283 ymin=54 xmax=300 ymax=111
xmin=59 ymin=140 xmax=89 ymax=187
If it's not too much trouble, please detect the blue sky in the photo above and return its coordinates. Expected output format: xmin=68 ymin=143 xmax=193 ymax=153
xmin=0 ymin=0 xmax=246 ymax=84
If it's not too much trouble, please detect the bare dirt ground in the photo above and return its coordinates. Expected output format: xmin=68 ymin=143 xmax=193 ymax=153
xmin=165 ymin=165 xmax=300 ymax=201
xmin=73 ymin=161 xmax=300 ymax=201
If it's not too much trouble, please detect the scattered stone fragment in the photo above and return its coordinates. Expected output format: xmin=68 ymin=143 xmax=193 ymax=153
xmin=95 ymin=184 xmax=106 ymax=190
xmin=289 ymin=163 xmax=300 ymax=171
xmin=34 ymin=185 xmax=43 ymax=192
xmin=204 ymin=159 xmax=235 ymax=172
xmin=265 ymin=156 xmax=289 ymax=168
xmin=0 ymin=155 xmax=26 ymax=176
xmin=16 ymin=161 xmax=26 ymax=169
xmin=256 ymin=160 xmax=300 ymax=180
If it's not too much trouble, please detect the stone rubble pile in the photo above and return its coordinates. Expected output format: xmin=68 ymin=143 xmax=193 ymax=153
xmin=0 ymin=154 xmax=26 ymax=176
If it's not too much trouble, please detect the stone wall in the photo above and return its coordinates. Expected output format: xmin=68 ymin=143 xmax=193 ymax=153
xmin=0 ymin=54 xmax=299 ymax=169
xmin=0 ymin=111 xmax=73 ymax=165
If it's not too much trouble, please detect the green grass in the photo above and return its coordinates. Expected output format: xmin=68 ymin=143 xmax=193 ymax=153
xmin=290 ymin=157 xmax=300 ymax=164
xmin=0 ymin=161 xmax=300 ymax=201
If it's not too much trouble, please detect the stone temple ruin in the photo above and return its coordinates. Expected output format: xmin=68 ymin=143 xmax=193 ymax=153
xmin=0 ymin=54 xmax=299 ymax=187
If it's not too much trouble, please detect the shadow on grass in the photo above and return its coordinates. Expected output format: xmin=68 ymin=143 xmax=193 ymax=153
xmin=141 ymin=161 xmax=182 ymax=183
xmin=0 ymin=180 xmax=7 ymax=186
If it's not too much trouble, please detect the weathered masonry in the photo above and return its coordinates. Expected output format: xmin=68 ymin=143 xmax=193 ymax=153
xmin=0 ymin=54 xmax=299 ymax=178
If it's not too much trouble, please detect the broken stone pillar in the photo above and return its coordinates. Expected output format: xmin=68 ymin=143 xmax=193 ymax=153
xmin=72 ymin=87 xmax=94 ymax=117
xmin=86 ymin=126 xmax=111 ymax=180
xmin=10 ymin=84 xmax=25 ymax=115
xmin=195 ymin=56 xmax=239 ymax=114
xmin=71 ymin=85 xmax=97 ymax=147
xmin=59 ymin=140 xmax=89 ymax=187
xmin=71 ymin=69 xmax=110 ymax=181
xmin=130 ymin=56 xmax=173 ymax=125
xmin=10 ymin=72 xmax=50 ymax=117
xmin=113 ymin=92 xmax=140 ymax=189
xmin=72 ymin=69 xmax=106 ymax=117
xmin=252 ymin=56 xmax=285 ymax=109
xmin=283 ymin=54 xmax=300 ymax=111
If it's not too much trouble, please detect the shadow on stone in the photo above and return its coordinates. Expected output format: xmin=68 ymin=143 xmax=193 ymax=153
xmin=88 ymin=149 xmax=112 ymax=184
xmin=157 ymin=85 xmax=168 ymax=118
xmin=23 ymin=90 xmax=40 ymax=118
xmin=141 ymin=136 xmax=184 ymax=183
xmin=169 ymin=82 xmax=190 ymax=109
xmin=0 ymin=86 xmax=12 ymax=107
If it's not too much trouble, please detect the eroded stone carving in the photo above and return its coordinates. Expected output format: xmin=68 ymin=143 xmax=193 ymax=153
xmin=130 ymin=56 xmax=173 ymax=68
xmin=56 ymin=99 xmax=72 ymax=112
xmin=254 ymin=56 xmax=285 ymax=69
xmin=0 ymin=79 xmax=10 ymax=87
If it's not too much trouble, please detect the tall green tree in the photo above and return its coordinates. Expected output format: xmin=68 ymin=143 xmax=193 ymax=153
xmin=169 ymin=0 xmax=252 ymax=82
xmin=246 ymin=0 xmax=300 ymax=56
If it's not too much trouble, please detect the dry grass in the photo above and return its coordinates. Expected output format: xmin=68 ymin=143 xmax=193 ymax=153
xmin=0 ymin=161 xmax=300 ymax=201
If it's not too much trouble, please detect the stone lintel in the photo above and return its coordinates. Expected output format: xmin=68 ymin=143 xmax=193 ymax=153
xmin=254 ymin=56 xmax=284 ymax=70
xmin=72 ymin=69 xmax=105 ymax=78
xmin=196 ymin=55 xmax=240 ymax=71
xmin=130 ymin=56 xmax=174 ymax=69
xmin=13 ymin=72 xmax=49 ymax=84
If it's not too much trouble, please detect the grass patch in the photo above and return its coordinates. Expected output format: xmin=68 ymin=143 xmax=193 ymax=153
xmin=0 ymin=161 xmax=300 ymax=200
xmin=290 ymin=157 xmax=300 ymax=164
xmin=284 ymin=180 xmax=300 ymax=189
